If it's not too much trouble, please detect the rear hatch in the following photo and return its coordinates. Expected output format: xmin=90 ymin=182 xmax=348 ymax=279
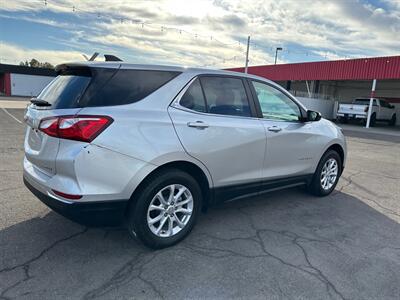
xmin=24 ymin=66 xmax=94 ymax=176
xmin=24 ymin=64 xmax=181 ymax=177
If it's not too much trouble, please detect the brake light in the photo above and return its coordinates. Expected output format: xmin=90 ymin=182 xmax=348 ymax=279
xmin=39 ymin=115 xmax=113 ymax=142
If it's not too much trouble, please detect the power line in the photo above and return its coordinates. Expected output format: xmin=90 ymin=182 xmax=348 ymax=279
xmin=11 ymin=0 xmax=353 ymax=66
xmin=250 ymin=42 xmax=349 ymax=60
xmin=199 ymin=53 xmax=247 ymax=68
xmin=37 ymin=0 xmax=245 ymax=49
xmin=36 ymin=0 xmax=251 ymax=67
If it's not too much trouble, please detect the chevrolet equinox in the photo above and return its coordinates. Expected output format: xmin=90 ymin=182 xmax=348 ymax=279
xmin=23 ymin=62 xmax=347 ymax=249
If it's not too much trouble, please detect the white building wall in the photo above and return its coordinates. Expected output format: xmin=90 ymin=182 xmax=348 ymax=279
xmin=10 ymin=73 xmax=54 ymax=97
xmin=320 ymin=80 xmax=400 ymax=102
xmin=289 ymin=79 xmax=400 ymax=125
xmin=296 ymin=97 xmax=335 ymax=119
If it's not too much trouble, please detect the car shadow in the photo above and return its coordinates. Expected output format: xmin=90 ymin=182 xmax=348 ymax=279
xmin=1 ymin=188 xmax=400 ymax=299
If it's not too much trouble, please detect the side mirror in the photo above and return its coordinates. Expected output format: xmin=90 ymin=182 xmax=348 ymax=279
xmin=307 ymin=110 xmax=321 ymax=122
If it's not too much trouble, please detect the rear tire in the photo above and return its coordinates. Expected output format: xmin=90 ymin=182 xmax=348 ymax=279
xmin=127 ymin=169 xmax=202 ymax=249
xmin=308 ymin=150 xmax=342 ymax=197
xmin=389 ymin=114 xmax=396 ymax=126
xmin=370 ymin=113 xmax=376 ymax=127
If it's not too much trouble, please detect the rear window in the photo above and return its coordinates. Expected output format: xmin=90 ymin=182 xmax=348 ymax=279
xmin=37 ymin=75 xmax=91 ymax=109
xmin=37 ymin=68 xmax=180 ymax=109
xmin=353 ymin=99 xmax=375 ymax=105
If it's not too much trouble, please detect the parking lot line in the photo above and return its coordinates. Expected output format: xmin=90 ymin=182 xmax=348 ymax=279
xmin=1 ymin=108 xmax=23 ymax=124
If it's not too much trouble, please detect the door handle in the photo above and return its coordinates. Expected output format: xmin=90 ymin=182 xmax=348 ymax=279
xmin=267 ymin=126 xmax=282 ymax=132
xmin=187 ymin=121 xmax=209 ymax=129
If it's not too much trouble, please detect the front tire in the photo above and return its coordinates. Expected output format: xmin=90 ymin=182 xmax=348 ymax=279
xmin=308 ymin=150 xmax=342 ymax=196
xmin=127 ymin=169 xmax=202 ymax=249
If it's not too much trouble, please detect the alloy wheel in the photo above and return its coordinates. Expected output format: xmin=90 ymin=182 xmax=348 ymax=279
xmin=147 ymin=184 xmax=193 ymax=238
xmin=320 ymin=158 xmax=338 ymax=190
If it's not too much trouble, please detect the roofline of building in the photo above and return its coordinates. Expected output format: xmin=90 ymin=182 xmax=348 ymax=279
xmin=243 ymin=55 xmax=400 ymax=69
xmin=0 ymin=63 xmax=56 ymax=77
xmin=227 ymin=55 xmax=400 ymax=81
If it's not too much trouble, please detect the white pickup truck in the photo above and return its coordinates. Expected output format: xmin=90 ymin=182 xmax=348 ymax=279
xmin=337 ymin=98 xmax=397 ymax=126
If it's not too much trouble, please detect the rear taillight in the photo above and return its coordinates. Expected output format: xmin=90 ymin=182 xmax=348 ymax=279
xmin=364 ymin=107 xmax=369 ymax=112
xmin=39 ymin=115 xmax=113 ymax=142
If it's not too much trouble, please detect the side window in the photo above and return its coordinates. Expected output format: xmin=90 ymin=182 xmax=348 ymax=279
xmin=379 ymin=100 xmax=389 ymax=108
xmin=180 ymin=79 xmax=206 ymax=112
xmin=200 ymin=76 xmax=251 ymax=117
xmin=251 ymin=81 xmax=301 ymax=121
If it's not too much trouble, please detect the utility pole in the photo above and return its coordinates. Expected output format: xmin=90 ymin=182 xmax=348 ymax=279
xmin=244 ymin=36 xmax=250 ymax=73
xmin=274 ymin=47 xmax=283 ymax=65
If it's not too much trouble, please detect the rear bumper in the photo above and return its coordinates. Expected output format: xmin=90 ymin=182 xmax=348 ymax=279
xmin=23 ymin=176 xmax=129 ymax=226
xmin=337 ymin=113 xmax=366 ymax=119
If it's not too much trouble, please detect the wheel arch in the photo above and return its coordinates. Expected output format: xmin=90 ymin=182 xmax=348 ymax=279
xmin=127 ymin=160 xmax=212 ymax=215
xmin=323 ymin=143 xmax=345 ymax=174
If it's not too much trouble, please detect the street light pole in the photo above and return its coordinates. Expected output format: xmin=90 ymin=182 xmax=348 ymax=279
xmin=274 ymin=47 xmax=283 ymax=65
xmin=244 ymin=36 xmax=250 ymax=73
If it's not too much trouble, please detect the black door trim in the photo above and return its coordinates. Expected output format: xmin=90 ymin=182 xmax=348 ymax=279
xmin=211 ymin=174 xmax=313 ymax=204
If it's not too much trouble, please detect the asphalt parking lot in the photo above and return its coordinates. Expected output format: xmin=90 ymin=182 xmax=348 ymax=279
xmin=0 ymin=108 xmax=399 ymax=300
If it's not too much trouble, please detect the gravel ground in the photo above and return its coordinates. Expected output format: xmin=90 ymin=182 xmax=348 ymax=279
xmin=0 ymin=108 xmax=399 ymax=300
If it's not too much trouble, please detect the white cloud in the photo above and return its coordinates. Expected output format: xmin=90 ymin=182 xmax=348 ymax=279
xmin=0 ymin=13 xmax=70 ymax=28
xmin=0 ymin=0 xmax=399 ymax=68
xmin=0 ymin=43 xmax=87 ymax=65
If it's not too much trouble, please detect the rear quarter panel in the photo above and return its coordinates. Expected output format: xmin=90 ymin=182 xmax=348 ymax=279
xmin=77 ymin=72 xmax=213 ymax=197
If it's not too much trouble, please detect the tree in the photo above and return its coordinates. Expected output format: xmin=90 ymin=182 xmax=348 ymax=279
xmin=19 ymin=59 xmax=54 ymax=69
xmin=29 ymin=58 xmax=40 ymax=68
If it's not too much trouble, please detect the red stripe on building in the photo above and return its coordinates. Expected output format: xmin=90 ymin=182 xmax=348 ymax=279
xmin=4 ymin=73 xmax=11 ymax=96
xmin=227 ymin=55 xmax=400 ymax=81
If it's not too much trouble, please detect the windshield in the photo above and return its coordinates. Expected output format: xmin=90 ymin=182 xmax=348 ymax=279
xmin=37 ymin=75 xmax=91 ymax=109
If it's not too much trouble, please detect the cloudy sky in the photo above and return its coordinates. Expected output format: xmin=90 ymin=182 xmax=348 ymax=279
xmin=0 ymin=0 xmax=399 ymax=68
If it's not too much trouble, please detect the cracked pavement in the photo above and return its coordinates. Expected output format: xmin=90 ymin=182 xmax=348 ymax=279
xmin=0 ymin=109 xmax=399 ymax=299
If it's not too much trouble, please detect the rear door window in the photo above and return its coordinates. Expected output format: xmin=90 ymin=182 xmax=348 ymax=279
xmin=379 ymin=100 xmax=390 ymax=108
xmin=200 ymin=76 xmax=251 ymax=117
xmin=180 ymin=79 xmax=206 ymax=113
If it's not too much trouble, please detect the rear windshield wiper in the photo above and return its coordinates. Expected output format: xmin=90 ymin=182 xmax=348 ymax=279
xmin=30 ymin=98 xmax=52 ymax=107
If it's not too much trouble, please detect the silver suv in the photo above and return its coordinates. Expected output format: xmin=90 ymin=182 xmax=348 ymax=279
xmin=23 ymin=62 xmax=346 ymax=249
